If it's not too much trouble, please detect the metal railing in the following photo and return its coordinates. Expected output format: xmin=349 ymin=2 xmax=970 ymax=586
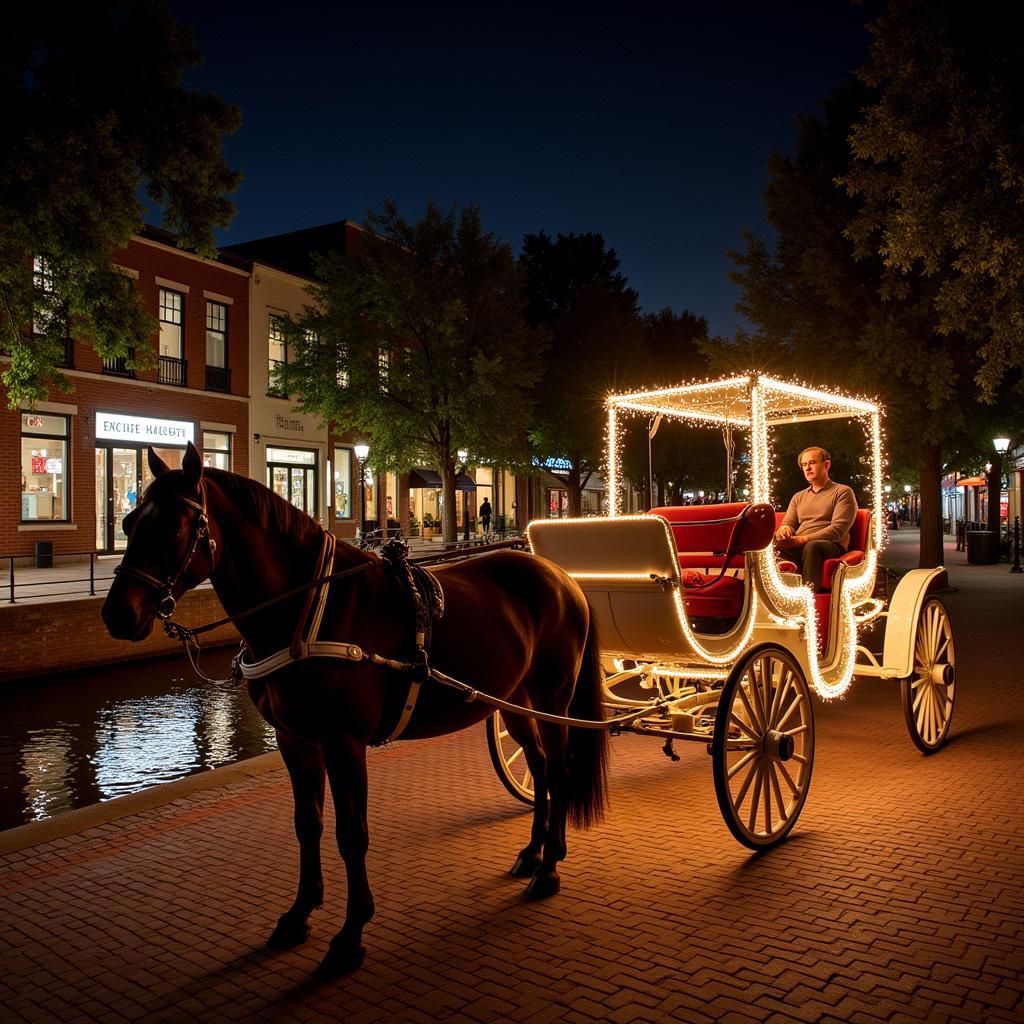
xmin=205 ymin=364 xmax=230 ymax=392
xmin=2 ymin=550 xmax=112 ymax=604
xmin=102 ymin=355 xmax=134 ymax=377
xmin=158 ymin=354 xmax=187 ymax=386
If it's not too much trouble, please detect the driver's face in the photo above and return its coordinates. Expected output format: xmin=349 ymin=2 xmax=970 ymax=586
xmin=800 ymin=454 xmax=830 ymax=488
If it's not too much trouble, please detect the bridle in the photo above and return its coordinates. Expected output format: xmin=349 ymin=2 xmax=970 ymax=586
xmin=114 ymin=483 xmax=218 ymax=620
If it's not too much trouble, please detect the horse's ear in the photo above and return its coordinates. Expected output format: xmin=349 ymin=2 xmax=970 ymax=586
xmin=182 ymin=441 xmax=204 ymax=490
xmin=147 ymin=447 xmax=170 ymax=478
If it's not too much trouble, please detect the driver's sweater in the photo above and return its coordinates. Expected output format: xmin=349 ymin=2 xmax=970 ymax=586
xmin=782 ymin=480 xmax=857 ymax=551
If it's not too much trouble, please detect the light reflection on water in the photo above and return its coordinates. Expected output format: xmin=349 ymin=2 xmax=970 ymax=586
xmin=1 ymin=649 xmax=277 ymax=831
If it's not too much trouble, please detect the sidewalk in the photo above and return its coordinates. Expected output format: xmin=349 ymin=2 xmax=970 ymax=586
xmin=2 ymin=529 xmax=1022 ymax=1022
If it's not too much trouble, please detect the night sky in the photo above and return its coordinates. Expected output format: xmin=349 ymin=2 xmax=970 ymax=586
xmin=168 ymin=1 xmax=877 ymax=338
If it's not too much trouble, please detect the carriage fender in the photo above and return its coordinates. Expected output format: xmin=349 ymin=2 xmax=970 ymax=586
xmin=881 ymin=567 xmax=947 ymax=679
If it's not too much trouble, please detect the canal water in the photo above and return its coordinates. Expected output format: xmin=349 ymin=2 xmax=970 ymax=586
xmin=0 ymin=650 xmax=277 ymax=832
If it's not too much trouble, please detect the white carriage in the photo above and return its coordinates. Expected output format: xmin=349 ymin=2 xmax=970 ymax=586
xmin=488 ymin=374 xmax=955 ymax=849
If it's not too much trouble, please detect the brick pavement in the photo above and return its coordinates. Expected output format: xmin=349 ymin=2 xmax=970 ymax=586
xmin=1 ymin=529 xmax=1022 ymax=1023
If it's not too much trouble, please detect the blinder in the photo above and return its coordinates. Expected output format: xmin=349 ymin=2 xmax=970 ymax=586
xmin=114 ymin=484 xmax=218 ymax=620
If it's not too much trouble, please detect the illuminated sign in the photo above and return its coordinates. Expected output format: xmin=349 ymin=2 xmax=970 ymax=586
xmin=96 ymin=412 xmax=194 ymax=445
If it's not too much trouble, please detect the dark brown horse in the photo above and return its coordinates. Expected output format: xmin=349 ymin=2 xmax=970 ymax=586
xmin=101 ymin=442 xmax=608 ymax=977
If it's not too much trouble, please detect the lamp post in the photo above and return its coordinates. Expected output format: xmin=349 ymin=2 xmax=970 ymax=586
xmin=993 ymin=437 xmax=1016 ymax=570
xmin=354 ymin=443 xmax=369 ymax=537
xmin=458 ymin=449 xmax=470 ymax=541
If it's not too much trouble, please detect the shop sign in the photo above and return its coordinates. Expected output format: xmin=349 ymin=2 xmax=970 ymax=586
xmin=31 ymin=457 xmax=62 ymax=473
xmin=96 ymin=412 xmax=194 ymax=444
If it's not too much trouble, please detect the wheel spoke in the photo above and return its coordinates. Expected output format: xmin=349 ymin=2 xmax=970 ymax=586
xmin=498 ymin=727 xmax=510 ymax=742
xmin=733 ymin=756 xmax=760 ymax=809
xmin=748 ymin=764 xmax=764 ymax=831
xmin=763 ymin=766 xmax=773 ymax=834
xmin=784 ymin=724 xmax=809 ymax=737
xmin=727 ymin=748 xmax=758 ymax=779
xmin=767 ymin=671 xmax=791 ymax=731
xmin=935 ymin=634 xmax=950 ymax=662
xmin=776 ymin=692 xmax=804 ymax=731
xmin=769 ymin=762 xmax=789 ymax=822
xmin=729 ymin=711 xmax=760 ymax=741
xmin=777 ymin=759 xmax=800 ymax=796
xmin=760 ymin=658 xmax=775 ymax=730
xmin=912 ymin=684 xmax=927 ymax=715
xmin=736 ymin=681 xmax=764 ymax=735
xmin=929 ymin=605 xmax=942 ymax=660
xmin=506 ymin=745 xmax=525 ymax=767
xmin=750 ymin=662 xmax=769 ymax=731
xmin=522 ymin=767 xmax=532 ymax=790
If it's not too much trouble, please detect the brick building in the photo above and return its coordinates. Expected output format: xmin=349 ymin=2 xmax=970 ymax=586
xmin=2 ymin=227 xmax=250 ymax=558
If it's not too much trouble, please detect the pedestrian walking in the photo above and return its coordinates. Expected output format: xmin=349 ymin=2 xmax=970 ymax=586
xmin=479 ymin=497 xmax=492 ymax=535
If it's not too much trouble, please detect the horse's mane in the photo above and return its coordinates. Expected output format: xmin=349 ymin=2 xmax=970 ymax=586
xmin=205 ymin=467 xmax=325 ymax=547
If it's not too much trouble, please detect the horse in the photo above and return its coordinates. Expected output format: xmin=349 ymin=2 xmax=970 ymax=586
xmin=101 ymin=442 xmax=608 ymax=977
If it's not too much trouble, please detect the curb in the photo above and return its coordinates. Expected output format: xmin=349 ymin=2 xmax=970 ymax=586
xmin=0 ymin=751 xmax=284 ymax=856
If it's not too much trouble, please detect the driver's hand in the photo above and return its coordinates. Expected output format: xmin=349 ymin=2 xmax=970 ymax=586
xmin=774 ymin=524 xmax=794 ymax=542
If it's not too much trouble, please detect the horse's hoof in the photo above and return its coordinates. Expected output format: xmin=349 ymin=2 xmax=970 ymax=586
xmin=266 ymin=914 xmax=312 ymax=950
xmin=510 ymin=852 xmax=542 ymax=878
xmin=315 ymin=939 xmax=366 ymax=979
xmin=525 ymin=870 xmax=561 ymax=899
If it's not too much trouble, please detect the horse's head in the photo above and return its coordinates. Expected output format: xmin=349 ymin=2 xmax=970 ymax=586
xmin=101 ymin=441 xmax=218 ymax=641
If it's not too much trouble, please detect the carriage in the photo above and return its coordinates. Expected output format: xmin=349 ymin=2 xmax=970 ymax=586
xmin=487 ymin=374 xmax=955 ymax=849
xmin=101 ymin=372 xmax=956 ymax=976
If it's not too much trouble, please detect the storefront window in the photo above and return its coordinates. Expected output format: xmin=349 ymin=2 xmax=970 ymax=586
xmin=364 ymin=466 xmax=377 ymax=523
xmin=21 ymin=413 xmax=69 ymax=521
xmin=333 ymin=447 xmax=352 ymax=519
xmin=203 ymin=431 xmax=231 ymax=470
xmin=385 ymin=472 xmax=398 ymax=521
xmin=266 ymin=446 xmax=317 ymax=516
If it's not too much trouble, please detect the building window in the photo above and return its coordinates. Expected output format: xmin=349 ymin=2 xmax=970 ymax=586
xmin=202 ymin=431 xmax=231 ymax=471
xmin=266 ymin=446 xmax=317 ymax=516
xmin=21 ymin=412 xmax=69 ymax=522
xmin=205 ymin=301 xmax=230 ymax=392
xmin=268 ymin=314 xmax=288 ymax=396
xmin=32 ymin=256 xmax=72 ymax=367
xmin=333 ymin=447 xmax=352 ymax=519
xmin=158 ymin=288 xmax=186 ymax=386
xmin=378 ymin=347 xmax=390 ymax=392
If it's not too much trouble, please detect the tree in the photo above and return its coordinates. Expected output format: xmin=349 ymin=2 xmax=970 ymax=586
xmin=0 ymin=2 xmax=241 ymax=407
xmin=727 ymin=77 xmax=1008 ymax=567
xmin=280 ymin=201 xmax=545 ymax=544
xmin=841 ymin=0 xmax=1024 ymax=402
xmin=521 ymin=231 xmax=647 ymax=515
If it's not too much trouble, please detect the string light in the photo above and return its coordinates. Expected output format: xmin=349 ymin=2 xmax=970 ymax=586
xmin=531 ymin=374 xmax=889 ymax=701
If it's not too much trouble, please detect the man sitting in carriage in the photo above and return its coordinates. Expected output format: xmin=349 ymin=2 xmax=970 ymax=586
xmin=773 ymin=446 xmax=857 ymax=592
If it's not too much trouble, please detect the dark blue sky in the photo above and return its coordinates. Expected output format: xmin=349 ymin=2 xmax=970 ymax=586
xmin=169 ymin=1 xmax=877 ymax=338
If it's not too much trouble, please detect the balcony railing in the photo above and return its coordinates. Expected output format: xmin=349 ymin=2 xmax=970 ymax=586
xmin=158 ymin=355 xmax=187 ymax=387
xmin=205 ymin=364 xmax=231 ymax=393
xmin=102 ymin=355 xmax=134 ymax=378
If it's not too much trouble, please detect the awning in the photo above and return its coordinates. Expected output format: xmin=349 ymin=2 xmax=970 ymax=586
xmin=957 ymin=476 xmax=988 ymax=487
xmin=408 ymin=468 xmax=477 ymax=491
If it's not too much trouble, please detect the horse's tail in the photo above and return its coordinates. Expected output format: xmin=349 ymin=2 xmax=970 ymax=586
xmin=565 ymin=609 xmax=609 ymax=830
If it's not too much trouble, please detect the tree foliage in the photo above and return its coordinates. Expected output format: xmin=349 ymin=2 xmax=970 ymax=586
xmin=280 ymin=201 xmax=545 ymax=543
xmin=521 ymin=231 xmax=647 ymax=515
xmin=841 ymin=0 xmax=1024 ymax=401
xmin=726 ymin=76 xmax=1016 ymax=565
xmin=0 ymin=2 xmax=241 ymax=406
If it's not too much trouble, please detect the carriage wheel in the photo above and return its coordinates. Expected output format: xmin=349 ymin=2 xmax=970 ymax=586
xmin=486 ymin=711 xmax=535 ymax=806
xmin=711 ymin=646 xmax=814 ymax=850
xmin=901 ymin=597 xmax=955 ymax=754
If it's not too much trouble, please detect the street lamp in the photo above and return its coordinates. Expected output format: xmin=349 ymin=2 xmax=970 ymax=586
xmin=994 ymin=437 xmax=1010 ymax=455
xmin=457 ymin=449 xmax=470 ymax=541
xmin=354 ymin=443 xmax=369 ymax=536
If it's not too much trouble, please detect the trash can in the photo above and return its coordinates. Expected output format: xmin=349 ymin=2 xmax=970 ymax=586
xmin=34 ymin=540 xmax=53 ymax=569
xmin=966 ymin=530 xmax=999 ymax=565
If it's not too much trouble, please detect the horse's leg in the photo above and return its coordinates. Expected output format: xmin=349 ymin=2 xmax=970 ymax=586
xmin=267 ymin=734 xmax=326 ymax=949
xmin=526 ymin=720 xmax=570 ymax=899
xmin=317 ymin=734 xmax=374 ymax=978
xmin=503 ymin=711 xmax=549 ymax=878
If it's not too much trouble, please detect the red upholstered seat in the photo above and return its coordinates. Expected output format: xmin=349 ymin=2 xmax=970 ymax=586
xmin=651 ymin=503 xmax=775 ymax=621
xmin=773 ymin=508 xmax=872 ymax=591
